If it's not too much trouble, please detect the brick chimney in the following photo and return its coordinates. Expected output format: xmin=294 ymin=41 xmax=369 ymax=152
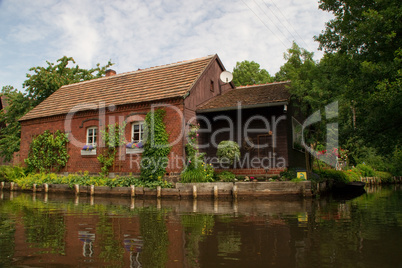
xmin=105 ymin=69 xmax=116 ymax=77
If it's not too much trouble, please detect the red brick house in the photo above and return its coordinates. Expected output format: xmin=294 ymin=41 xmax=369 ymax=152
xmin=19 ymin=55 xmax=233 ymax=175
xmin=18 ymin=54 xmax=306 ymax=177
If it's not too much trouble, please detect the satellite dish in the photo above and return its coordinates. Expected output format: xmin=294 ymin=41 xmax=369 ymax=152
xmin=220 ymin=71 xmax=233 ymax=83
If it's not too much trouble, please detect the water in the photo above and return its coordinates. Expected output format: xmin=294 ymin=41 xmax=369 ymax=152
xmin=0 ymin=185 xmax=401 ymax=268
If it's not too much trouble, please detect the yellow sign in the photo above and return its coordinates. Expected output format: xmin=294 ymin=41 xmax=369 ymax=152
xmin=297 ymin=172 xmax=307 ymax=180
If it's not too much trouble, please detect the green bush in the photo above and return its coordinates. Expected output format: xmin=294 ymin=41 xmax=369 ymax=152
xmin=181 ymin=162 xmax=214 ymax=183
xmin=24 ymin=130 xmax=69 ymax=173
xmin=2 ymin=168 xmax=173 ymax=189
xmin=217 ymin=141 xmax=240 ymax=165
xmin=375 ymin=171 xmax=393 ymax=183
xmin=181 ymin=124 xmax=215 ymax=183
xmin=317 ymin=169 xmax=349 ymax=184
xmin=343 ymin=170 xmax=361 ymax=182
xmin=280 ymin=169 xmax=297 ymax=181
xmin=0 ymin=165 xmax=26 ymax=182
xmin=356 ymin=163 xmax=375 ymax=177
xmin=216 ymin=171 xmax=236 ymax=182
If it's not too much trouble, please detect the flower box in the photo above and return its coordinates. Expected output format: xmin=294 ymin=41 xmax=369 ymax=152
xmin=81 ymin=145 xmax=96 ymax=156
xmin=126 ymin=142 xmax=144 ymax=154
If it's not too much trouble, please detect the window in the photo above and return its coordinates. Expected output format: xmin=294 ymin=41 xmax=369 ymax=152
xmin=127 ymin=122 xmax=145 ymax=154
xmin=210 ymin=80 xmax=215 ymax=92
xmin=87 ymin=127 xmax=97 ymax=146
xmin=131 ymin=122 xmax=144 ymax=143
xmin=82 ymin=127 xmax=97 ymax=156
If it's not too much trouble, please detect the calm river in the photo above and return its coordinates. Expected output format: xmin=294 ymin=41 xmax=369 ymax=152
xmin=0 ymin=185 xmax=401 ymax=268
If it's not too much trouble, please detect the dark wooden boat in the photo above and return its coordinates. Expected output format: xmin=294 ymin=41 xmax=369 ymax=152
xmin=344 ymin=181 xmax=366 ymax=190
xmin=332 ymin=181 xmax=366 ymax=200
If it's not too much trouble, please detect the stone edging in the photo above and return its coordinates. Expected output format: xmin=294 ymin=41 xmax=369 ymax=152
xmin=0 ymin=181 xmax=312 ymax=200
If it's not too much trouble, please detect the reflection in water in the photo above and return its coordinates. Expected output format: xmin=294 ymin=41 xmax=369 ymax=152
xmin=124 ymin=236 xmax=143 ymax=267
xmin=0 ymin=185 xmax=401 ymax=267
xmin=78 ymin=230 xmax=95 ymax=257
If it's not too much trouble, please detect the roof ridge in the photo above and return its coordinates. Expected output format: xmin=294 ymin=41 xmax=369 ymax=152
xmin=61 ymin=54 xmax=216 ymax=89
xmin=236 ymin=80 xmax=290 ymax=89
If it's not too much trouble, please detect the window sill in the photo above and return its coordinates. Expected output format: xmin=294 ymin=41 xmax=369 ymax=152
xmin=126 ymin=148 xmax=144 ymax=154
xmin=81 ymin=149 xmax=97 ymax=156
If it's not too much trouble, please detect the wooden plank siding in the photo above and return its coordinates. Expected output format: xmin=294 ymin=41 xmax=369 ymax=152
xmin=198 ymin=106 xmax=290 ymax=171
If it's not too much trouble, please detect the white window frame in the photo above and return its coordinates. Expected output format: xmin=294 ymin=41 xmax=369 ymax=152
xmin=81 ymin=126 xmax=97 ymax=155
xmin=127 ymin=121 xmax=145 ymax=154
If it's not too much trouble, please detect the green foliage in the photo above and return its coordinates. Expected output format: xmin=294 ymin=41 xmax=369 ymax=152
xmin=280 ymin=169 xmax=297 ymax=181
xmin=375 ymin=171 xmax=393 ymax=183
xmin=351 ymin=146 xmax=391 ymax=171
xmin=24 ymin=56 xmax=113 ymax=107
xmin=343 ymin=170 xmax=361 ymax=182
xmin=232 ymin=60 xmax=274 ymax=86
xmin=290 ymin=177 xmax=305 ymax=182
xmin=105 ymin=175 xmax=173 ymax=188
xmin=3 ymin=169 xmax=173 ymax=189
xmin=181 ymin=163 xmax=214 ymax=183
xmin=314 ymin=0 xmax=402 ymax=155
xmin=181 ymin=124 xmax=215 ymax=182
xmin=0 ymin=165 xmax=26 ymax=182
xmin=0 ymin=57 xmax=112 ymax=163
xmin=216 ymin=140 xmax=240 ymax=165
xmin=24 ymin=130 xmax=69 ymax=173
xmin=140 ymin=109 xmax=171 ymax=182
xmin=317 ymin=169 xmax=349 ymax=184
xmin=216 ymin=171 xmax=236 ymax=182
xmin=275 ymin=0 xmax=401 ymax=168
xmin=356 ymin=163 xmax=375 ymax=177
xmin=185 ymin=124 xmax=201 ymax=170
xmin=0 ymin=86 xmax=32 ymax=161
xmin=391 ymin=147 xmax=402 ymax=176
xmin=97 ymin=122 xmax=126 ymax=177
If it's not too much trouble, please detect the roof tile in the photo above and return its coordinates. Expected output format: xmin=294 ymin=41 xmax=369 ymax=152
xmin=20 ymin=55 xmax=215 ymax=121
xmin=197 ymin=81 xmax=291 ymax=112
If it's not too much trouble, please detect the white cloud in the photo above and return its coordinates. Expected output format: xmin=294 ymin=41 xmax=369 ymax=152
xmin=0 ymin=0 xmax=333 ymax=90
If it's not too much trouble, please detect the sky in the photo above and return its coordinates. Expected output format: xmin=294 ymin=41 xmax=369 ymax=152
xmin=0 ymin=0 xmax=333 ymax=91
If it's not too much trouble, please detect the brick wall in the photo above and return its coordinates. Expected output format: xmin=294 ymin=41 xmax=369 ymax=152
xmin=20 ymin=99 xmax=185 ymax=174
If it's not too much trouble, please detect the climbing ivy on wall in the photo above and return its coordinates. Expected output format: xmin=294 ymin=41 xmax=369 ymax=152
xmin=97 ymin=122 xmax=126 ymax=177
xmin=25 ymin=130 xmax=69 ymax=173
xmin=140 ymin=109 xmax=171 ymax=181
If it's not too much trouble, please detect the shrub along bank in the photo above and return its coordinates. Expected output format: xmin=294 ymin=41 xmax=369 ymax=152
xmin=0 ymin=165 xmax=172 ymax=189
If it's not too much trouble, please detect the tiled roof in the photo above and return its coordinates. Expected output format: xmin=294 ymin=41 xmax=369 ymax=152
xmin=20 ymin=55 xmax=216 ymax=121
xmin=197 ymin=81 xmax=291 ymax=112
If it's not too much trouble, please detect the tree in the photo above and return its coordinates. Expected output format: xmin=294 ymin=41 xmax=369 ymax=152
xmin=24 ymin=56 xmax=113 ymax=107
xmin=275 ymin=42 xmax=329 ymax=112
xmin=0 ymin=57 xmax=113 ymax=162
xmin=275 ymin=42 xmax=338 ymax=161
xmin=315 ymin=0 xmax=402 ymax=155
xmin=0 ymin=86 xmax=32 ymax=161
xmin=232 ymin=60 xmax=274 ymax=86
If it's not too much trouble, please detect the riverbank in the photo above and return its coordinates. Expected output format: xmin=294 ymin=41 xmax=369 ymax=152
xmin=1 ymin=181 xmax=312 ymax=200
